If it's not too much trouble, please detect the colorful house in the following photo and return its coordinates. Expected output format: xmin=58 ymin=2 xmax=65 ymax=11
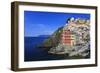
xmin=60 ymin=29 xmax=75 ymax=46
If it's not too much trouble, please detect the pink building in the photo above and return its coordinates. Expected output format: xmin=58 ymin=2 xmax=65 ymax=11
xmin=61 ymin=30 xmax=75 ymax=46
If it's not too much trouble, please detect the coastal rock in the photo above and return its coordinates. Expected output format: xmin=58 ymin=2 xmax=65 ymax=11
xmin=42 ymin=18 xmax=90 ymax=58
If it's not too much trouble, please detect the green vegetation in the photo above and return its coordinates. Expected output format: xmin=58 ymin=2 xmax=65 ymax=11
xmin=42 ymin=27 xmax=63 ymax=47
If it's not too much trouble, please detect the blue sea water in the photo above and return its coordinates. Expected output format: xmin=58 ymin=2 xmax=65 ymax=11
xmin=24 ymin=37 xmax=65 ymax=61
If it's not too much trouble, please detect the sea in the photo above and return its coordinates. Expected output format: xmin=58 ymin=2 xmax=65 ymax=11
xmin=24 ymin=36 xmax=65 ymax=62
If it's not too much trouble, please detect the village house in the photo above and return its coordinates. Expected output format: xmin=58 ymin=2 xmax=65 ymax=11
xmin=60 ymin=17 xmax=76 ymax=46
xmin=60 ymin=17 xmax=90 ymax=46
xmin=60 ymin=28 xmax=76 ymax=46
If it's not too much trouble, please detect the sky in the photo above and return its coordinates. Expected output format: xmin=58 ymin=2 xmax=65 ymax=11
xmin=24 ymin=11 xmax=90 ymax=37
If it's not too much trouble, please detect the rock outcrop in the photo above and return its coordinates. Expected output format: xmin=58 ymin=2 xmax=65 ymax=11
xmin=42 ymin=17 xmax=90 ymax=58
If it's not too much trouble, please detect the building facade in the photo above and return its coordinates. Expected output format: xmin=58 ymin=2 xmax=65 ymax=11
xmin=60 ymin=29 xmax=75 ymax=46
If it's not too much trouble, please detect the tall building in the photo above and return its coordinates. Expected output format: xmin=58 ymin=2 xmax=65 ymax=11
xmin=60 ymin=29 xmax=75 ymax=46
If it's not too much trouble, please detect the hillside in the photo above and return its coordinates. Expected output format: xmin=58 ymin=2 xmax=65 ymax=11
xmin=41 ymin=26 xmax=63 ymax=47
xmin=40 ymin=18 xmax=90 ymax=58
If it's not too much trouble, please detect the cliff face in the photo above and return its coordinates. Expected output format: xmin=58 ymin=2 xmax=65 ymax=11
xmin=42 ymin=18 xmax=90 ymax=58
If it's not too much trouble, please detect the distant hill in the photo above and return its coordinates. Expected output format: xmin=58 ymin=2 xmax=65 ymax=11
xmin=37 ymin=35 xmax=50 ymax=38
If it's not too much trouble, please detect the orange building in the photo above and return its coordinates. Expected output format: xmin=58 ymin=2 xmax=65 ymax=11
xmin=61 ymin=30 xmax=75 ymax=46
